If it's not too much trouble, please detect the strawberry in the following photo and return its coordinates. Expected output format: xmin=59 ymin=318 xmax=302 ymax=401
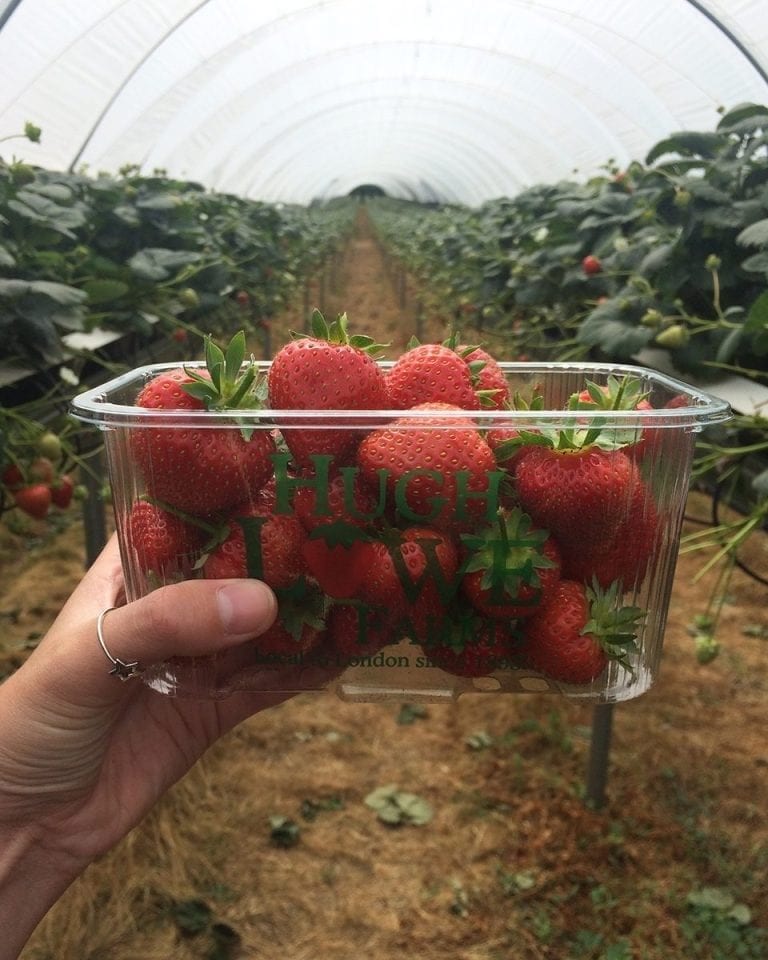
xmin=254 ymin=578 xmax=327 ymax=659
xmin=1 ymin=463 xmax=24 ymax=490
xmin=256 ymin=616 xmax=324 ymax=659
xmin=386 ymin=341 xmax=479 ymax=410
xmin=125 ymin=500 xmax=205 ymax=580
xmin=458 ymin=344 xmax=510 ymax=408
xmin=356 ymin=402 xmax=502 ymax=531
xmin=29 ymin=457 xmax=54 ymax=483
xmin=558 ymin=486 xmax=658 ymax=590
xmin=461 ymin=509 xmax=561 ymax=619
xmin=267 ymin=310 xmax=388 ymax=467
xmin=131 ymin=331 xmax=276 ymax=515
xmin=515 ymin=444 xmax=641 ymax=544
xmin=49 ymin=474 xmax=75 ymax=509
xmin=325 ymin=602 xmax=393 ymax=658
xmin=356 ymin=526 xmax=460 ymax=642
xmin=293 ymin=470 xmax=381 ymax=598
xmin=13 ymin=483 xmax=51 ymax=519
xmin=582 ymin=254 xmax=602 ymax=276
xmin=202 ymin=494 xmax=308 ymax=591
xmin=513 ymin=376 xmax=650 ymax=547
xmin=427 ymin=617 xmax=522 ymax=678
xmin=520 ymin=579 xmax=644 ymax=685
xmin=36 ymin=432 xmax=63 ymax=460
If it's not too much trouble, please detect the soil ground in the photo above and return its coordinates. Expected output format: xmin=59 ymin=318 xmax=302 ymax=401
xmin=2 ymin=209 xmax=767 ymax=959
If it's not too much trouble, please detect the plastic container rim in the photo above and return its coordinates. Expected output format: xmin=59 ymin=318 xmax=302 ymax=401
xmin=70 ymin=359 xmax=732 ymax=429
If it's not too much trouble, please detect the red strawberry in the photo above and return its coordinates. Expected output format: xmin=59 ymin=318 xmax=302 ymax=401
xmin=49 ymin=474 xmax=75 ymax=509
xmin=458 ymin=344 xmax=510 ymax=408
xmin=582 ymin=254 xmax=602 ymax=276
xmin=13 ymin=484 xmax=51 ymax=519
xmin=254 ymin=578 xmax=327 ymax=659
xmin=356 ymin=402 xmax=501 ymax=531
xmin=293 ymin=469 xmax=381 ymax=533
xmin=461 ymin=509 xmax=561 ymax=619
xmin=427 ymin=618 xmax=522 ymax=678
xmin=357 ymin=526 xmax=460 ymax=642
xmin=125 ymin=500 xmax=204 ymax=580
xmin=202 ymin=497 xmax=307 ymax=591
xmin=132 ymin=332 xmax=276 ymax=515
xmin=326 ymin=602 xmax=393 ymax=658
xmin=256 ymin=616 xmax=324 ymax=659
xmin=515 ymin=444 xmax=642 ymax=544
xmin=294 ymin=470 xmax=381 ymax=598
xmin=267 ymin=310 xmax=388 ymax=467
xmin=514 ymin=375 xmax=653 ymax=549
xmin=520 ymin=579 xmax=644 ymax=685
xmin=559 ymin=485 xmax=658 ymax=589
xmin=386 ymin=342 xmax=479 ymax=410
xmin=1 ymin=463 xmax=24 ymax=490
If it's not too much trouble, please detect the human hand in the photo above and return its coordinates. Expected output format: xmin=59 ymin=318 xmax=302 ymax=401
xmin=0 ymin=535 xmax=292 ymax=956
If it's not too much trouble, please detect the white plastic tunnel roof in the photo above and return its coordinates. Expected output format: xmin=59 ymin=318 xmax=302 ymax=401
xmin=1 ymin=0 xmax=767 ymax=206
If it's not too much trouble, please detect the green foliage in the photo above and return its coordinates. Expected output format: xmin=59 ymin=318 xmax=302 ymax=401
xmin=369 ymin=102 xmax=768 ymax=381
xmin=681 ymin=888 xmax=767 ymax=959
xmin=0 ymin=153 xmax=355 ymax=369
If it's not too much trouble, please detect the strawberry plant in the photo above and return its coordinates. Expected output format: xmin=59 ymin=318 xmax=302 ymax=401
xmin=0 ymin=138 xmax=356 ymax=372
xmin=0 ymin=402 xmax=88 ymax=529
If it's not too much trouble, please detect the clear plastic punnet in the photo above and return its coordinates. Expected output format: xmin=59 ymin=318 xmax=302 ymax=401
xmin=71 ymin=360 xmax=731 ymax=704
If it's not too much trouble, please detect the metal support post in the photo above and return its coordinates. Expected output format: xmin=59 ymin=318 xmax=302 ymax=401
xmin=585 ymin=703 xmax=614 ymax=809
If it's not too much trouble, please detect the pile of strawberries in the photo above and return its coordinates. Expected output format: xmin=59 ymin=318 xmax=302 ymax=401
xmin=120 ymin=313 xmax=667 ymax=690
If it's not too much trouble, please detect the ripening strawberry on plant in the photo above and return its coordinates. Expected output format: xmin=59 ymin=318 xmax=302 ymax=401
xmin=131 ymin=331 xmax=275 ymax=516
xmin=267 ymin=309 xmax=389 ymax=467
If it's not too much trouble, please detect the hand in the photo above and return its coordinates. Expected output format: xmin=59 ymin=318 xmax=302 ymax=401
xmin=0 ymin=535 xmax=286 ymax=956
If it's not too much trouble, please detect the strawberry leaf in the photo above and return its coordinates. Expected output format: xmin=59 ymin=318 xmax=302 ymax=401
xmin=224 ymin=330 xmax=246 ymax=381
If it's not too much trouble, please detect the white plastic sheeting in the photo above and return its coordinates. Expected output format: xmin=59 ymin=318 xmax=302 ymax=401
xmin=0 ymin=0 xmax=767 ymax=204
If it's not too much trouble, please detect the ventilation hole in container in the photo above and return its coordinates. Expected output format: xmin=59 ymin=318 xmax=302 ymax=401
xmin=519 ymin=677 xmax=552 ymax=692
xmin=473 ymin=676 xmax=501 ymax=692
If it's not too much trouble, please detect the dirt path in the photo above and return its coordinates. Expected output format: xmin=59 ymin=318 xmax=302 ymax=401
xmin=6 ymin=218 xmax=768 ymax=960
xmin=271 ymin=205 xmax=445 ymax=355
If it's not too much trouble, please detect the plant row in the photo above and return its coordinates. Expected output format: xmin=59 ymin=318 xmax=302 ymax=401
xmin=368 ymin=102 xmax=768 ymax=382
xmin=0 ymin=136 xmax=356 ymax=372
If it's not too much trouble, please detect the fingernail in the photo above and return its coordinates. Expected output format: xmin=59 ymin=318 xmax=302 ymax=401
xmin=216 ymin=581 xmax=277 ymax=636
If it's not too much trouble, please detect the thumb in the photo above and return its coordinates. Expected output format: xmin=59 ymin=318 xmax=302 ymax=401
xmin=31 ymin=578 xmax=279 ymax=704
xmin=105 ymin=578 xmax=279 ymax=667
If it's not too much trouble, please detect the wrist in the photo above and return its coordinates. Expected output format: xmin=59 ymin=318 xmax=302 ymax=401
xmin=0 ymin=825 xmax=85 ymax=959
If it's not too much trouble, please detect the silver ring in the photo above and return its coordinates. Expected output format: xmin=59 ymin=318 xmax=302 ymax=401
xmin=97 ymin=607 xmax=142 ymax=681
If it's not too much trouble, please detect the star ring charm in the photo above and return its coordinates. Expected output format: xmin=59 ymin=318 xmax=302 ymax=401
xmin=97 ymin=607 xmax=143 ymax=681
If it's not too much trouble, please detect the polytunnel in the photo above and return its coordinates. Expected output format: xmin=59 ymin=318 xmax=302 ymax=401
xmin=1 ymin=0 xmax=767 ymax=204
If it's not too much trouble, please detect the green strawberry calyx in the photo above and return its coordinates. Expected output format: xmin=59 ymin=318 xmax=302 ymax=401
xmin=461 ymin=508 xmax=557 ymax=607
xmin=182 ymin=330 xmax=266 ymax=411
xmin=494 ymin=374 xmax=650 ymax=456
xmin=293 ymin=309 xmax=389 ymax=357
xmin=583 ymin=578 xmax=646 ymax=678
